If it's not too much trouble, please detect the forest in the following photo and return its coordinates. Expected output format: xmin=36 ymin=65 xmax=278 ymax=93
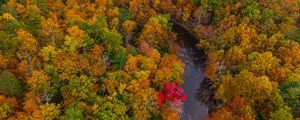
xmin=0 ymin=0 xmax=299 ymax=120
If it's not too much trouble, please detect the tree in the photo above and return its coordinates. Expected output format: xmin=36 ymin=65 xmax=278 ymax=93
xmin=2 ymin=13 xmax=15 ymax=21
xmin=208 ymin=97 xmax=254 ymax=120
xmin=61 ymin=104 xmax=84 ymax=120
xmin=247 ymin=52 xmax=280 ymax=76
xmin=204 ymin=51 xmax=220 ymax=80
xmin=157 ymin=82 xmax=187 ymax=120
xmin=27 ymin=70 xmax=51 ymax=103
xmin=122 ymin=20 xmax=136 ymax=45
xmin=0 ymin=103 xmax=11 ymax=119
xmin=154 ymin=54 xmax=184 ymax=87
xmin=100 ymin=79 xmax=119 ymax=96
xmin=0 ymin=71 xmax=21 ymax=96
xmin=87 ymin=45 xmax=106 ymax=77
xmin=269 ymin=106 xmax=293 ymax=120
xmin=64 ymin=26 xmax=85 ymax=52
xmin=38 ymin=103 xmax=61 ymax=120
xmin=280 ymin=80 xmax=300 ymax=113
xmin=40 ymin=16 xmax=63 ymax=46
xmin=99 ymin=28 xmax=123 ymax=57
xmin=224 ymin=46 xmax=246 ymax=68
xmin=241 ymin=3 xmax=260 ymax=21
xmin=157 ymin=82 xmax=187 ymax=107
xmin=39 ymin=45 xmax=57 ymax=62
xmin=15 ymin=29 xmax=38 ymax=61
xmin=0 ymin=31 xmax=18 ymax=56
xmin=23 ymin=92 xmax=40 ymax=115
xmin=0 ymin=95 xmax=18 ymax=109
xmin=0 ymin=54 xmax=9 ymax=70
xmin=61 ymin=75 xmax=94 ymax=105
xmin=126 ymin=79 xmax=158 ymax=119
xmin=216 ymin=70 xmax=273 ymax=103
xmin=111 ymin=49 xmax=127 ymax=70
xmin=92 ymin=98 xmax=128 ymax=120
xmin=54 ymin=53 xmax=84 ymax=81
xmin=138 ymin=16 xmax=168 ymax=48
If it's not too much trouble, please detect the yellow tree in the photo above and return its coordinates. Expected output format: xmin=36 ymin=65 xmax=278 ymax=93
xmin=39 ymin=45 xmax=57 ymax=62
xmin=154 ymin=54 xmax=184 ymax=87
xmin=126 ymin=79 xmax=158 ymax=119
xmin=54 ymin=53 xmax=84 ymax=81
xmin=204 ymin=51 xmax=220 ymax=80
xmin=40 ymin=14 xmax=63 ymax=46
xmin=124 ymin=54 xmax=140 ymax=74
xmin=224 ymin=46 xmax=246 ymax=68
xmin=138 ymin=16 xmax=168 ymax=48
xmin=61 ymin=75 xmax=95 ymax=106
xmin=15 ymin=29 xmax=38 ymax=61
xmin=64 ymin=26 xmax=85 ymax=53
xmin=247 ymin=52 xmax=280 ymax=76
xmin=87 ymin=45 xmax=106 ymax=77
xmin=216 ymin=70 xmax=274 ymax=103
xmin=122 ymin=20 xmax=136 ymax=45
xmin=34 ymin=103 xmax=61 ymax=120
xmin=27 ymin=70 xmax=50 ymax=103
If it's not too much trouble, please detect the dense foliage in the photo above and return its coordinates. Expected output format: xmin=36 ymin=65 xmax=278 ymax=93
xmin=0 ymin=0 xmax=187 ymax=119
xmin=189 ymin=0 xmax=299 ymax=119
xmin=0 ymin=0 xmax=299 ymax=119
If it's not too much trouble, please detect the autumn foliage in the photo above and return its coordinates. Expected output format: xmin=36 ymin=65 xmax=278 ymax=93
xmin=0 ymin=0 xmax=191 ymax=119
xmin=0 ymin=0 xmax=299 ymax=119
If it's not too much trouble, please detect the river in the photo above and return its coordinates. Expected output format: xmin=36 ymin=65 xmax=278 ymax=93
xmin=173 ymin=26 xmax=209 ymax=120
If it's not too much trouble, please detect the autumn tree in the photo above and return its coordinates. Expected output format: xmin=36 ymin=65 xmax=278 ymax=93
xmin=154 ymin=54 xmax=184 ymax=87
xmin=247 ymin=52 xmax=280 ymax=76
xmin=64 ymin=26 xmax=85 ymax=53
xmin=216 ymin=70 xmax=274 ymax=103
xmin=0 ymin=103 xmax=12 ymax=119
xmin=138 ymin=15 xmax=169 ymax=48
xmin=61 ymin=75 xmax=95 ymax=105
xmin=37 ymin=103 xmax=61 ymax=120
xmin=0 ymin=71 xmax=22 ymax=96
xmin=87 ymin=45 xmax=106 ymax=77
xmin=40 ymin=14 xmax=63 ymax=46
xmin=208 ymin=97 xmax=254 ymax=120
xmin=27 ymin=70 xmax=51 ymax=103
xmin=157 ymin=82 xmax=187 ymax=120
xmin=92 ymin=98 xmax=128 ymax=120
xmin=126 ymin=79 xmax=158 ymax=119
xmin=53 ymin=53 xmax=86 ymax=81
xmin=122 ymin=20 xmax=136 ymax=45
xmin=15 ymin=29 xmax=38 ymax=61
xmin=39 ymin=45 xmax=57 ymax=62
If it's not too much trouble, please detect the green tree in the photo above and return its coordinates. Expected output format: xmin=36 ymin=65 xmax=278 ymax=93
xmin=280 ymin=80 xmax=300 ymax=112
xmin=0 ymin=31 xmax=18 ymax=56
xmin=241 ymin=3 xmax=260 ymax=21
xmin=0 ymin=71 xmax=22 ymax=96
xmin=61 ymin=104 xmax=84 ymax=120
xmin=100 ymin=29 xmax=123 ymax=57
xmin=93 ymin=98 xmax=128 ymax=120
xmin=269 ymin=106 xmax=293 ymax=120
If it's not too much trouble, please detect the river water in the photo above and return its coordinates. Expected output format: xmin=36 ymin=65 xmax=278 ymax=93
xmin=180 ymin=48 xmax=208 ymax=120
xmin=173 ymin=26 xmax=209 ymax=120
